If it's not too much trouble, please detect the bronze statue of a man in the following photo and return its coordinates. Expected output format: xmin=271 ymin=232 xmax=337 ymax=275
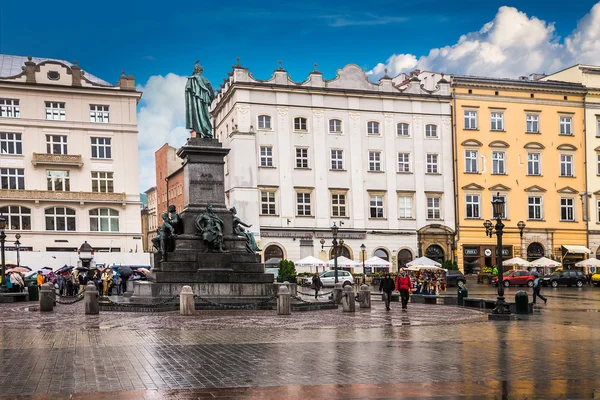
xmin=230 ymin=206 xmax=261 ymax=253
xmin=185 ymin=61 xmax=215 ymax=138
xmin=152 ymin=212 xmax=176 ymax=261
xmin=195 ymin=204 xmax=226 ymax=252
xmin=168 ymin=204 xmax=184 ymax=234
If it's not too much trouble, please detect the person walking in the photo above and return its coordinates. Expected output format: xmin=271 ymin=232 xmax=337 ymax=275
xmin=311 ymin=272 xmax=323 ymax=299
xmin=36 ymin=271 xmax=44 ymax=290
xmin=379 ymin=272 xmax=395 ymax=311
xmin=101 ymin=269 xmax=113 ymax=297
xmin=395 ymin=268 xmax=412 ymax=310
xmin=533 ymin=276 xmax=547 ymax=305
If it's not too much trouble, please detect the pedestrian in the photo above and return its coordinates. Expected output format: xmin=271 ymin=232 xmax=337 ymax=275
xmin=11 ymin=272 xmax=24 ymax=293
xmin=533 ymin=275 xmax=547 ymax=305
xmin=379 ymin=272 xmax=395 ymax=311
xmin=36 ymin=271 xmax=44 ymax=290
xmin=101 ymin=268 xmax=113 ymax=297
xmin=66 ymin=278 xmax=74 ymax=297
xmin=395 ymin=268 xmax=412 ymax=310
xmin=311 ymin=272 xmax=323 ymax=299
xmin=115 ymin=275 xmax=122 ymax=295
xmin=6 ymin=272 xmax=13 ymax=292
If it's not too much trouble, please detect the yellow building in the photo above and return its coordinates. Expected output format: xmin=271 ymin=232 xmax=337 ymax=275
xmin=452 ymin=76 xmax=588 ymax=273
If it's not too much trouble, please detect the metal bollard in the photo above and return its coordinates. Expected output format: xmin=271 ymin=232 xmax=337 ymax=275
xmin=277 ymin=285 xmax=291 ymax=315
xmin=84 ymin=282 xmax=99 ymax=315
xmin=333 ymin=283 xmax=343 ymax=304
xmin=39 ymin=282 xmax=54 ymax=312
xmin=359 ymin=284 xmax=371 ymax=308
xmin=180 ymin=285 xmax=195 ymax=316
xmin=342 ymin=285 xmax=355 ymax=312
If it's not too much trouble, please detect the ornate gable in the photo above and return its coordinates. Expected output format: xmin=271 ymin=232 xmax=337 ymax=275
xmin=488 ymin=184 xmax=511 ymax=191
xmin=524 ymin=185 xmax=547 ymax=193
xmin=557 ymin=186 xmax=579 ymax=194
xmin=461 ymin=139 xmax=483 ymax=147
xmin=489 ymin=140 xmax=510 ymax=148
xmin=461 ymin=183 xmax=485 ymax=191
xmin=524 ymin=142 xmax=545 ymax=149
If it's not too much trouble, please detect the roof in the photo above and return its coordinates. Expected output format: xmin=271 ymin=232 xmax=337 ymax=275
xmin=0 ymin=54 xmax=113 ymax=86
xmin=452 ymin=74 xmax=586 ymax=91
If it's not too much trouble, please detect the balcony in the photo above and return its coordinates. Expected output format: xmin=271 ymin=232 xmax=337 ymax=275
xmin=0 ymin=189 xmax=126 ymax=203
xmin=31 ymin=153 xmax=83 ymax=169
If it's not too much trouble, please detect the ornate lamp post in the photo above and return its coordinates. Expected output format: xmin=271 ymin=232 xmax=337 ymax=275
xmin=14 ymin=234 xmax=21 ymax=268
xmin=78 ymin=241 xmax=94 ymax=269
xmin=0 ymin=217 xmax=6 ymax=292
xmin=486 ymin=195 xmax=508 ymax=315
xmin=360 ymin=243 xmax=366 ymax=284
xmin=331 ymin=223 xmax=339 ymax=284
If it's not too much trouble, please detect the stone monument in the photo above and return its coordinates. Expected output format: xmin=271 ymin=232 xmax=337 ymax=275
xmin=131 ymin=61 xmax=274 ymax=305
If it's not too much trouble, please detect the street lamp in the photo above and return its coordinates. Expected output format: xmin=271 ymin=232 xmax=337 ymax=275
xmin=14 ymin=234 xmax=21 ymax=268
xmin=517 ymin=221 xmax=526 ymax=238
xmin=78 ymin=241 xmax=94 ymax=269
xmin=360 ymin=243 xmax=366 ymax=285
xmin=331 ymin=222 xmax=339 ymax=284
xmin=0 ymin=217 xmax=6 ymax=292
xmin=483 ymin=193 xmax=509 ymax=316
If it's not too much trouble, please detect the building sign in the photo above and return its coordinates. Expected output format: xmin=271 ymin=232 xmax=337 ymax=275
xmin=463 ymin=247 xmax=479 ymax=256
xmin=261 ymin=231 xmax=313 ymax=238
xmin=484 ymin=248 xmax=492 ymax=257
xmin=314 ymin=232 xmax=367 ymax=240
xmin=496 ymin=247 xmax=512 ymax=256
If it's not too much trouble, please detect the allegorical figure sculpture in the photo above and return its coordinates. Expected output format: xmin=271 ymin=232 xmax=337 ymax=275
xmin=230 ymin=207 xmax=261 ymax=254
xmin=152 ymin=212 xmax=176 ymax=261
xmin=185 ymin=61 xmax=215 ymax=138
xmin=195 ymin=203 xmax=226 ymax=252
xmin=168 ymin=204 xmax=184 ymax=234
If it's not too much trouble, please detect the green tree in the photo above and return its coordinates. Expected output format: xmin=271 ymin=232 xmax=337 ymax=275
xmin=278 ymin=259 xmax=297 ymax=283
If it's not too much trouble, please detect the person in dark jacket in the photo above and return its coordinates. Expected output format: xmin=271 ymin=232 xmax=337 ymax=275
xmin=311 ymin=273 xmax=323 ymax=299
xmin=379 ymin=272 xmax=395 ymax=311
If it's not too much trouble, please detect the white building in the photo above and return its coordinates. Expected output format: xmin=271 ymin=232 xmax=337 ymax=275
xmin=0 ymin=54 xmax=144 ymax=257
xmin=212 ymin=63 xmax=455 ymax=270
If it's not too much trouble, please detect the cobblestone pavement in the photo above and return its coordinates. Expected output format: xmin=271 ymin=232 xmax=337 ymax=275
xmin=1 ymin=285 xmax=600 ymax=399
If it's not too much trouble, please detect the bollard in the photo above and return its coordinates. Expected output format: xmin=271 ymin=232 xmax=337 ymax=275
xmin=515 ymin=290 xmax=529 ymax=314
xmin=180 ymin=285 xmax=195 ymax=316
xmin=333 ymin=283 xmax=343 ymax=304
xmin=39 ymin=283 xmax=54 ymax=312
xmin=342 ymin=285 xmax=355 ymax=312
xmin=84 ymin=282 xmax=99 ymax=315
xmin=277 ymin=285 xmax=291 ymax=315
xmin=359 ymin=284 xmax=371 ymax=308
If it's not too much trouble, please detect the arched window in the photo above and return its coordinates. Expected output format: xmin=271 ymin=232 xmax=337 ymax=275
xmin=45 ymin=207 xmax=76 ymax=231
xmin=264 ymin=244 xmax=284 ymax=264
xmin=0 ymin=205 xmax=31 ymax=230
xmin=397 ymin=123 xmax=409 ymax=137
xmin=527 ymin=242 xmax=545 ymax=261
xmin=374 ymin=248 xmax=389 ymax=261
xmin=329 ymin=119 xmax=342 ymax=133
xmin=90 ymin=208 xmax=119 ymax=232
xmin=258 ymin=115 xmax=271 ymax=130
xmin=294 ymin=117 xmax=307 ymax=131
xmin=425 ymin=124 xmax=438 ymax=138
xmin=367 ymin=121 xmax=380 ymax=135
xmin=425 ymin=244 xmax=444 ymax=263
xmin=398 ymin=249 xmax=413 ymax=267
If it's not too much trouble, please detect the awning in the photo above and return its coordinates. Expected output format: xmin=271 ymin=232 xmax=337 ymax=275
xmin=562 ymin=245 xmax=591 ymax=255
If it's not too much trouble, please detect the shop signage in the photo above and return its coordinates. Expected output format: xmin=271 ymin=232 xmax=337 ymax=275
xmin=496 ymin=247 xmax=512 ymax=256
xmin=484 ymin=248 xmax=492 ymax=257
xmin=261 ymin=231 xmax=313 ymax=238
xmin=315 ymin=232 xmax=366 ymax=239
xmin=463 ymin=248 xmax=479 ymax=256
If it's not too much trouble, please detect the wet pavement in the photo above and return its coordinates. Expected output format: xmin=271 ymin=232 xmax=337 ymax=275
xmin=1 ymin=282 xmax=600 ymax=399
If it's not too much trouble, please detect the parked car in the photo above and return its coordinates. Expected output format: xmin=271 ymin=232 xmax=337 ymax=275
xmin=315 ymin=270 xmax=354 ymax=287
xmin=542 ymin=270 xmax=586 ymax=288
xmin=445 ymin=270 xmax=466 ymax=287
xmin=491 ymin=270 xmax=537 ymax=287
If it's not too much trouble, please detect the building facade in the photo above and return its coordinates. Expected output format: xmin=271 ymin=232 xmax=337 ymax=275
xmin=0 ymin=54 xmax=143 ymax=253
xmin=453 ymin=75 xmax=588 ymax=273
xmin=154 ymin=143 xmax=184 ymax=218
xmin=141 ymin=186 xmax=157 ymax=251
xmin=211 ymin=63 xmax=455 ymax=270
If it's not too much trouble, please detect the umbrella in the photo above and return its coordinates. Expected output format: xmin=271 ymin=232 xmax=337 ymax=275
xmin=364 ymin=256 xmax=392 ymax=268
xmin=575 ymin=258 xmax=600 ymax=268
xmin=6 ymin=267 xmax=29 ymax=273
xmin=294 ymin=256 xmax=325 ymax=267
xmin=529 ymin=257 xmax=562 ymax=268
xmin=138 ymin=268 xmax=150 ymax=275
xmin=118 ymin=265 xmax=132 ymax=276
xmin=76 ymin=266 xmax=90 ymax=271
xmin=502 ymin=257 xmax=531 ymax=267
xmin=325 ymin=256 xmax=358 ymax=267
xmin=41 ymin=267 xmax=53 ymax=271
xmin=265 ymin=258 xmax=281 ymax=266
xmin=39 ymin=269 xmax=51 ymax=275
xmin=406 ymin=256 xmax=441 ymax=267
xmin=405 ymin=265 xmax=446 ymax=272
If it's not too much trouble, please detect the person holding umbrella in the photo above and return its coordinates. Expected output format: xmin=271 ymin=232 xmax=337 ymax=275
xmin=118 ymin=265 xmax=132 ymax=294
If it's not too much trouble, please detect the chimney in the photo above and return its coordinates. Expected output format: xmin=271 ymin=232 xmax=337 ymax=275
xmin=71 ymin=60 xmax=82 ymax=86
xmin=119 ymin=71 xmax=136 ymax=90
xmin=23 ymin=56 xmax=36 ymax=83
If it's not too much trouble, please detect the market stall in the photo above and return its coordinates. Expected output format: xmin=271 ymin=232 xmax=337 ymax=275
xmin=405 ymin=257 xmax=446 ymax=294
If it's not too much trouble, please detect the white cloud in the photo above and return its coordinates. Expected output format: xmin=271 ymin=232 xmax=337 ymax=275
xmin=369 ymin=3 xmax=600 ymax=79
xmin=136 ymin=73 xmax=188 ymax=190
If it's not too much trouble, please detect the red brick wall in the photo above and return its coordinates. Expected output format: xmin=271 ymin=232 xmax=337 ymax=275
xmin=155 ymin=144 xmax=185 ymax=219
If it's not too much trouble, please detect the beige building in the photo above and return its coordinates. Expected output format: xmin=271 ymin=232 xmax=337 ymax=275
xmin=0 ymin=54 xmax=144 ymax=254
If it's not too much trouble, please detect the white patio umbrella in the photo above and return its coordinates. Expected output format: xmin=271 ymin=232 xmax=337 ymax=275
xmin=405 ymin=265 xmax=446 ymax=272
xmin=326 ymin=256 xmax=358 ymax=268
xmin=575 ymin=258 xmax=600 ymax=268
xmin=529 ymin=257 xmax=562 ymax=268
xmin=406 ymin=256 xmax=441 ymax=267
xmin=502 ymin=257 xmax=531 ymax=267
xmin=363 ymin=256 xmax=391 ymax=273
xmin=294 ymin=256 xmax=325 ymax=273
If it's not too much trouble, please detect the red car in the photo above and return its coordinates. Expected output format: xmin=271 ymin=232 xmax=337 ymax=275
xmin=491 ymin=270 xmax=537 ymax=287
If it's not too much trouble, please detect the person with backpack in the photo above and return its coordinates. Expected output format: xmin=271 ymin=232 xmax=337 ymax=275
xmin=533 ymin=276 xmax=547 ymax=305
xmin=379 ymin=272 xmax=396 ymax=311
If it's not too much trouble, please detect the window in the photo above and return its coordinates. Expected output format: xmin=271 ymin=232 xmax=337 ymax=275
xmin=398 ymin=196 xmax=413 ymax=219
xmin=597 ymin=154 xmax=600 ymax=175
xmin=258 ymin=115 xmax=271 ymax=130
xmin=427 ymin=196 xmax=441 ymax=219
xmin=397 ymin=123 xmax=409 ymax=136
xmin=0 ymin=168 xmax=24 ymax=190
xmin=295 ymin=148 xmax=308 ymax=169
xmin=492 ymin=194 xmax=507 ymax=219
xmin=397 ymin=153 xmax=410 ymax=173
xmin=490 ymin=112 xmax=504 ymax=131
xmin=45 ymin=207 xmax=76 ymax=231
xmin=465 ymin=150 xmax=478 ymax=173
xmin=260 ymin=146 xmax=273 ymax=167
xmin=90 ymin=105 xmax=109 ymax=123
xmin=0 ymin=133 xmax=22 ymax=155
xmin=492 ymin=151 xmax=505 ymax=175
xmin=597 ymin=200 xmax=600 ymax=223
xmin=597 ymin=119 xmax=600 ymax=137
xmin=90 ymin=208 xmax=119 ymax=232
xmin=91 ymin=172 xmax=114 ymax=193
xmin=464 ymin=111 xmax=477 ymax=130
xmin=331 ymin=193 xmax=346 ymax=217
xmin=369 ymin=151 xmax=382 ymax=171
xmin=91 ymin=137 xmax=112 ymax=159
xmin=294 ymin=117 xmax=307 ymax=131
xmin=527 ymin=153 xmax=541 ymax=176
xmin=296 ymin=192 xmax=311 ymax=216
xmin=425 ymin=124 xmax=437 ymax=138
xmin=560 ymin=117 xmax=573 ymax=135
xmin=526 ymin=115 xmax=539 ymax=133
xmin=560 ymin=198 xmax=575 ymax=221
xmin=0 ymin=99 xmax=19 ymax=118
xmin=47 ymin=170 xmax=70 ymax=191
xmin=367 ymin=121 xmax=380 ymax=135
xmin=426 ymin=154 xmax=439 ymax=174
xmin=0 ymin=206 xmax=31 ymax=230
xmin=465 ymin=194 xmax=480 ymax=219
xmin=331 ymin=150 xmax=343 ymax=170
xmin=528 ymin=196 xmax=543 ymax=220
xmin=560 ymin=154 xmax=573 ymax=177
xmin=369 ymin=195 xmax=384 ymax=218
xmin=260 ymin=191 xmax=276 ymax=215
xmin=329 ymin=119 xmax=342 ymax=133
xmin=46 ymin=135 xmax=68 ymax=155
xmin=45 ymin=102 xmax=65 ymax=121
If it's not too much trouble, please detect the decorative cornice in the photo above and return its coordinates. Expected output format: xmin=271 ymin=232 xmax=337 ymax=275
xmin=489 ymin=140 xmax=510 ymax=148
xmin=31 ymin=153 xmax=83 ymax=169
xmin=462 ymin=183 xmax=485 ymax=191
xmin=488 ymin=184 xmax=511 ymax=191
xmin=557 ymin=186 xmax=579 ymax=194
xmin=461 ymin=139 xmax=482 ymax=147
xmin=524 ymin=185 xmax=547 ymax=193
xmin=557 ymin=144 xmax=578 ymax=151
xmin=0 ymin=189 xmax=126 ymax=202
xmin=524 ymin=142 xmax=545 ymax=150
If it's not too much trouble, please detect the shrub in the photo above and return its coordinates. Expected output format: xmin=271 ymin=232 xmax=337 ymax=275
xmin=278 ymin=259 xmax=297 ymax=283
